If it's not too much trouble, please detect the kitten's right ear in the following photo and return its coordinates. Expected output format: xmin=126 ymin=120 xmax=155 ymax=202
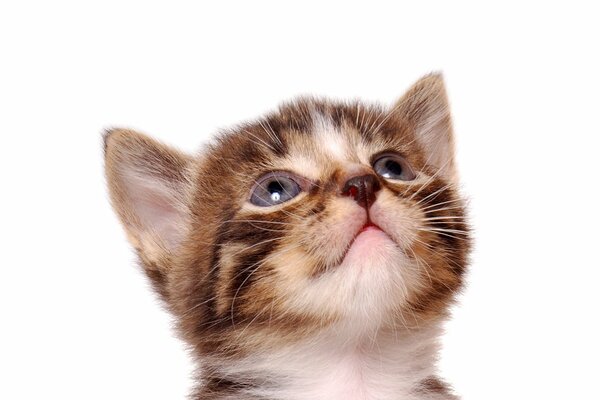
xmin=104 ymin=129 xmax=194 ymax=267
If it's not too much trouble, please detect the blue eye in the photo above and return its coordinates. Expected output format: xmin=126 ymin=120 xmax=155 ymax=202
xmin=373 ymin=153 xmax=416 ymax=181
xmin=250 ymin=172 xmax=302 ymax=206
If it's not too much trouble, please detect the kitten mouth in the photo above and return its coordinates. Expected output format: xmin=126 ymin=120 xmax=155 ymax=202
xmin=357 ymin=222 xmax=382 ymax=234
xmin=336 ymin=222 xmax=389 ymax=265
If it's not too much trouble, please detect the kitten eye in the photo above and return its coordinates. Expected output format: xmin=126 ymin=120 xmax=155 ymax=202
xmin=373 ymin=153 xmax=416 ymax=181
xmin=250 ymin=172 xmax=302 ymax=207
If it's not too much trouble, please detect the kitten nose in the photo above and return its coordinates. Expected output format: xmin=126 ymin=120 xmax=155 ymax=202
xmin=342 ymin=174 xmax=381 ymax=209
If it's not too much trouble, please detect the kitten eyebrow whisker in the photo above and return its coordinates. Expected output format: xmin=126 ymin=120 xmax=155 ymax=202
xmin=359 ymin=104 xmax=368 ymax=132
xmin=364 ymin=109 xmax=381 ymax=137
xmin=242 ymin=129 xmax=278 ymax=154
xmin=259 ymin=119 xmax=284 ymax=149
xmin=368 ymin=107 xmax=396 ymax=137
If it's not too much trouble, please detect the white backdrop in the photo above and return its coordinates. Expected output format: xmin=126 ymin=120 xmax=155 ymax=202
xmin=1 ymin=2 xmax=599 ymax=399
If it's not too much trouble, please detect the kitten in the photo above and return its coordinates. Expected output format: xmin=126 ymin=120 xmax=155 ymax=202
xmin=104 ymin=73 xmax=470 ymax=400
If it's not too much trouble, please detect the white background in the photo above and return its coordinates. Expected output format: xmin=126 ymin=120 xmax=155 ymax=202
xmin=1 ymin=2 xmax=599 ymax=399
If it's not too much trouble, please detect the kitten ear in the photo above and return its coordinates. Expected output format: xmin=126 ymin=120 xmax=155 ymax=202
xmin=393 ymin=73 xmax=457 ymax=180
xmin=104 ymin=129 xmax=194 ymax=265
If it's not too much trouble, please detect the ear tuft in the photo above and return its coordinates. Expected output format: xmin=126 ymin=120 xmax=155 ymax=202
xmin=102 ymin=128 xmax=116 ymax=154
xmin=104 ymin=128 xmax=194 ymax=266
xmin=393 ymin=73 xmax=457 ymax=180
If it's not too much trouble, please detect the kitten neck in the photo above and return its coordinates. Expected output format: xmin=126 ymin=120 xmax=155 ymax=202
xmin=199 ymin=321 xmax=453 ymax=400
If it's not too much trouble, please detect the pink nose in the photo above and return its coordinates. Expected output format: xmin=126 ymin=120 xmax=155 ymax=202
xmin=342 ymin=174 xmax=381 ymax=209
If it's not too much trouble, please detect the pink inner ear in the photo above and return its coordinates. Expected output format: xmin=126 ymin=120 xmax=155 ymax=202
xmin=126 ymin=173 xmax=186 ymax=250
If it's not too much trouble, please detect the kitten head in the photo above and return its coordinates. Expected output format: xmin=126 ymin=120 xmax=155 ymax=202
xmin=105 ymin=73 xmax=470 ymax=350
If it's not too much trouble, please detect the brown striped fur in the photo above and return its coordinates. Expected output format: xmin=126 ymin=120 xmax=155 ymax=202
xmin=104 ymin=73 xmax=470 ymax=399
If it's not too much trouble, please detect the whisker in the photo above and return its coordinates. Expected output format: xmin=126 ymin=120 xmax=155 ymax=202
xmin=411 ymin=181 xmax=455 ymax=206
xmin=419 ymin=227 xmax=469 ymax=235
xmin=417 ymin=229 xmax=469 ymax=241
xmin=420 ymin=198 xmax=464 ymax=211
xmin=421 ymin=205 xmax=466 ymax=214
xmin=259 ymin=119 xmax=284 ymax=149
xmin=227 ymin=220 xmax=297 ymax=226
xmin=403 ymin=158 xmax=455 ymax=201
xmin=421 ymin=215 xmax=466 ymax=221
xmin=242 ymin=129 xmax=277 ymax=153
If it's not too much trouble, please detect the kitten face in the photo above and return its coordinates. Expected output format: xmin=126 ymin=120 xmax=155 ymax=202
xmin=104 ymin=73 xmax=469 ymax=375
xmin=191 ymin=102 xmax=467 ymax=339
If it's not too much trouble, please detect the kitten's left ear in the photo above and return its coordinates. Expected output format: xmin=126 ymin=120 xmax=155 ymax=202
xmin=392 ymin=73 xmax=457 ymax=180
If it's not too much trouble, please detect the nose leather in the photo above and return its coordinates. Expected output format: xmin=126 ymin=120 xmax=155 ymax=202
xmin=342 ymin=174 xmax=381 ymax=209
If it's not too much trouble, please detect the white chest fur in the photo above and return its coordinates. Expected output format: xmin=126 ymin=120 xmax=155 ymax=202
xmin=212 ymin=325 xmax=443 ymax=400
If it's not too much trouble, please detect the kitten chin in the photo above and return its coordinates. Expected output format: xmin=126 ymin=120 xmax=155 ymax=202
xmin=104 ymin=72 xmax=470 ymax=399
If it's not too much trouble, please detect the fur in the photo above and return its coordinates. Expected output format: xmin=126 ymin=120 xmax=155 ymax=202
xmin=104 ymin=73 xmax=470 ymax=399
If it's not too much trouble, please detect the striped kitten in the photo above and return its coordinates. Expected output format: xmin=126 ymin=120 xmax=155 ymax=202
xmin=104 ymin=73 xmax=470 ymax=400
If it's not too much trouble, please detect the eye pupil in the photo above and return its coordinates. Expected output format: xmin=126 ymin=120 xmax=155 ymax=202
xmin=267 ymin=181 xmax=284 ymax=194
xmin=384 ymin=160 xmax=402 ymax=177
xmin=267 ymin=181 xmax=284 ymax=202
